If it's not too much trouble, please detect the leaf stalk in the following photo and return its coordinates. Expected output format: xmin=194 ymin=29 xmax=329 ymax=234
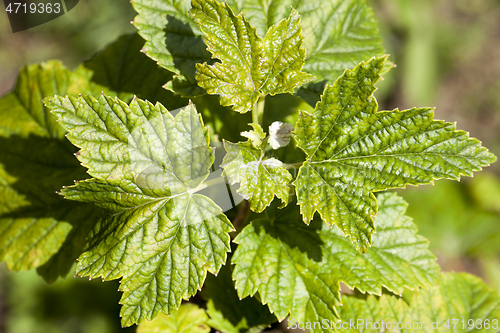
xmin=252 ymin=95 xmax=266 ymax=125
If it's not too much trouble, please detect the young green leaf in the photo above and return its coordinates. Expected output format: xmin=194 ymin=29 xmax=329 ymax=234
xmin=0 ymin=61 xmax=103 ymax=279
xmin=137 ymin=303 xmax=210 ymax=333
xmin=191 ymin=0 xmax=313 ymax=113
xmin=337 ymin=273 xmax=500 ymax=333
xmin=232 ymin=192 xmax=439 ymax=332
xmin=293 ymin=56 xmax=497 ymax=252
xmin=221 ymin=127 xmax=293 ymax=213
xmin=240 ymin=123 xmax=266 ymax=149
xmin=131 ymin=0 xmax=387 ymax=104
xmin=224 ymin=0 xmax=387 ymax=105
xmin=46 ymin=95 xmax=233 ymax=326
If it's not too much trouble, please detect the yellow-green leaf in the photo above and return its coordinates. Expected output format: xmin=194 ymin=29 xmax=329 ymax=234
xmin=191 ymin=0 xmax=313 ymax=113
xmin=131 ymin=0 xmax=211 ymax=97
xmin=293 ymin=56 xmax=496 ymax=252
xmin=232 ymin=192 xmax=439 ymax=333
xmin=221 ymin=127 xmax=293 ymax=213
xmin=46 ymin=95 xmax=233 ymax=326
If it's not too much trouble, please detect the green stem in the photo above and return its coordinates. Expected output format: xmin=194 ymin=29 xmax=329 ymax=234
xmin=252 ymin=101 xmax=259 ymax=125
xmin=252 ymin=95 xmax=266 ymax=125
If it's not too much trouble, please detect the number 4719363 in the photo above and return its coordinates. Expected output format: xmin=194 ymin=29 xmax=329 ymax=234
xmin=5 ymin=2 xmax=61 ymax=14
xmin=443 ymin=319 xmax=498 ymax=330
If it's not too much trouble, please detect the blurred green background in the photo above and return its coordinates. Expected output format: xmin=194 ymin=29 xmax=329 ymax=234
xmin=0 ymin=0 xmax=499 ymax=332
xmin=370 ymin=0 xmax=500 ymax=283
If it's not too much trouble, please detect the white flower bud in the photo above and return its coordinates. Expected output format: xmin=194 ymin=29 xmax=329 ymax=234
xmin=269 ymin=121 xmax=294 ymax=149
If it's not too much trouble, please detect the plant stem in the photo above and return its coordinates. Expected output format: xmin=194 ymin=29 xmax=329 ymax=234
xmin=252 ymin=95 xmax=266 ymax=125
xmin=252 ymin=101 xmax=259 ymax=125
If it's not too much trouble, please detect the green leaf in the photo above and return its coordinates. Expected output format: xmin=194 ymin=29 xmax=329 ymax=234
xmin=337 ymin=272 xmax=500 ymax=333
xmin=191 ymin=0 xmax=313 ymax=113
xmin=46 ymin=94 xmax=233 ymax=326
xmin=232 ymin=192 xmax=439 ymax=332
xmin=224 ymin=0 xmax=387 ymax=105
xmin=83 ymin=33 xmax=189 ymax=110
xmin=240 ymin=123 xmax=266 ymax=149
xmin=131 ymin=0 xmax=211 ymax=96
xmin=0 ymin=36 xmax=191 ymax=279
xmin=204 ymin=260 xmax=276 ymax=333
xmin=221 ymin=131 xmax=293 ymax=213
xmin=137 ymin=303 xmax=210 ymax=333
xmin=131 ymin=0 xmax=386 ymax=104
xmin=293 ymin=56 xmax=497 ymax=252
xmin=0 ymin=61 xmax=102 ymax=279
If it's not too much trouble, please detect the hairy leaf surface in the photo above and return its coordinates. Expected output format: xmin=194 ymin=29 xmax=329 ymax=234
xmin=0 ymin=61 xmax=102 ymax=279
xmin=191 ymin=0 xmax=313 ymax=113
xmin=221 ymin=127 xmax=292 ymax=213
xmin=338 ymin=273 xmax=500 ymax=333
xmin=232 ymin=192 xmax=439 ymax=332
xmin=293 ymin=56 xmax=497 ymax=252
xmin=46 ymin=95 xmax=233 ymax=326
xmin=137 ymin=303 xmax=210 ymax=333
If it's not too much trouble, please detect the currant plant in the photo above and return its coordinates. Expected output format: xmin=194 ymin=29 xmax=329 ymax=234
xmin=0 ymin=0 xmax=498 ymax=332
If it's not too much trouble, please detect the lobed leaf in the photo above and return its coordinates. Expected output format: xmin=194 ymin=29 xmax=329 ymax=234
xmin=224 ymin=0 xmax=388 ymax=105
xmin=131 ymin=0 xmax=387 ymax=104
xmin=338 ymin=273 xmax=500 ymax=333
xmin=0 ymin=32 xmax=196 ymax=280
xmin=293 ymin=56 xmax=497 ymax=252
xmin=240 ymin=123 xmax=266 ymax=149
xmin=46 ymin=95 xmax=233 ymax=326
xmin=221 ymin=128 xmax=293 ymax=213
xmin=232 ymin=192 xmax=439 ymax=332
xmin=191 ymin=0 xmax=313 ymax=113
